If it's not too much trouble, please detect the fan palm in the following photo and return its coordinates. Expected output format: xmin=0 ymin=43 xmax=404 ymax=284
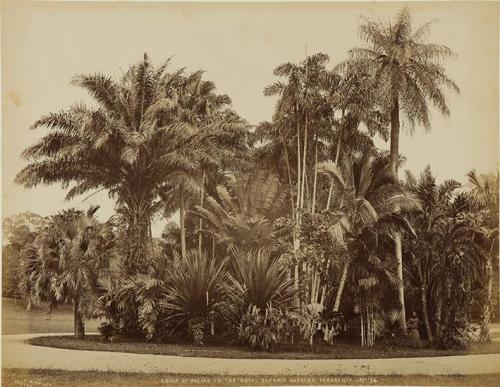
xmin=19 ymin=207 xmax=115 ymax=338
xmin=342 ymin=7 xmax=459 ymax=331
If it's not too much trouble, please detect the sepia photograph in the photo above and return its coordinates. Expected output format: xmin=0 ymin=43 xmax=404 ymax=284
xmin=2 ymin=1 xmax=499 ymax=386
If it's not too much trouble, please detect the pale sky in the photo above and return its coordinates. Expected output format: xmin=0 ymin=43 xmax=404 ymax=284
xmin=2 ymin=1 xmax=499 ymax=236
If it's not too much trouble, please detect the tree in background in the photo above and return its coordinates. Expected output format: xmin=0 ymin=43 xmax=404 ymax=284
xmin=2 ymin=212 xmax=47 ymax=298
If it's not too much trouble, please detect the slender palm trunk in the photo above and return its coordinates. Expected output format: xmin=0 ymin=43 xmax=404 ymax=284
xmin=73 ymin=295 xmax=85 ymax=339
xmin=300 ymin=114 xmax=308 ymax=210
xmin=312 ymin=134 xmax=318 ymax=213
xmin=480 ymin=256 xmax=493 ymax=342
xmin=198 ymin=172 xmax=205 ymax=256
xmin=333 ymin=259 xmax=349 ymax=312
xmin=421 ymin=284 xmax=433 ymax=342
xmin=326 ymin=110 xmax=344 ymax=212
xmin=179 ymin=184 xmax=187 ymax=260
xmin=395 ymin=231 xmax=407 ymax=334
xmin=390 ymin=97 xmax=400 ymax=177
xmin=293 ymin=107 xmax=302 ymax=308
xmin=295 ymin=108 xmax=301 ymax=213
xmin=418 ymin=252 xmax=433 ymax=342
xmin=281 ymin=136 xmax=296 ymax=220
xmin=390 ymin=96 xmax=407 ymax=334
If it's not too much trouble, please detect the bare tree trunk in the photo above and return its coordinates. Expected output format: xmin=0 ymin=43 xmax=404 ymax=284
xmin=73 ymin=296 xmax=85 ymax=339
xmin=179 ymin=184 xmax=187 ymax=260
xmin=326 ymin=110 xmax=344 ymax=212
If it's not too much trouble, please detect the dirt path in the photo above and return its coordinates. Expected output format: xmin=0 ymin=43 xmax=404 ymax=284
xmin=3 ymin=333 xmax=500 ymax=376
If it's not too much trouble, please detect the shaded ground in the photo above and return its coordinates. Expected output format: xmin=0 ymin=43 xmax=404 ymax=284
xmin=28 ymin=334 xmax=500 ymax=360
xmin=2 ymin=298 xmax=101 ymax=335
xmin=4 ymin=369 xmax=500 ymax=387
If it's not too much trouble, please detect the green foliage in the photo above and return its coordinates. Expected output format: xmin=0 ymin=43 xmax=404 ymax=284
xmin=15 ymin=54 xmax=248 ymax=269
xmin=195 ymin=172 xmax=291 ymax=252
xmin=343 ymin=7 xmax=459 ymax=131
xmin=2 ymin=212 xmax=47 ymax=298
xmin=18 ymin=207 xmax=116 ymax=337
xmin=238 ymin=305 xmax=300 ymax=351
xmin=165 ymin=249 xmax=227 ymax=344
xmin=223 ymin=248 xmax=297 ymax=325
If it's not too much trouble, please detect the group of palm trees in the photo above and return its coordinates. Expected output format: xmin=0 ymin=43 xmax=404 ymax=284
xmin=12 ymin=8 xmax=497 ymax=349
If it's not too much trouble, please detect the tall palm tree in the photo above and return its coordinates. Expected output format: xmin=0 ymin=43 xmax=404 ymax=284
xmin=318 ymin=151 xmax=420 ymax=314
xmin=19 ymin=207 xmax=115 ymax=338
xmin=15 ymin=54 xmax=245 ymax=268
xmin=404 ymin=166 xmax=461 ymax=342
xmin=467 ymin=170 xmax=499 ymax=341
xmin=343 ymin=7 xmax=459 ymax=331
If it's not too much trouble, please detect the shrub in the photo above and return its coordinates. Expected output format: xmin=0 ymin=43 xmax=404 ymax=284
xmin=165 ymin=249 xmax=227 ymax=345
xmin=238 ymin=304 xmax=300 ymax=351
xmin=223 ymin=247 xmax=297 ymax=325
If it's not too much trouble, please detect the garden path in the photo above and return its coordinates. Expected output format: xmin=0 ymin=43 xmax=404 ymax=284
xmin=3 ymin=333 xmax=500 ymax=376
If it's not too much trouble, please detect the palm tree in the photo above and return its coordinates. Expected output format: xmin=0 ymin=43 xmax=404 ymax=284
xmin=404 ymin=166 xmax=461 ymax=342
xmin=318 ymin=151 xmax=420 ymax=314
xmin=343 ymin=7 xmax=459 ymax=331
xmin=194 ymin=172 xmax=290 ymax=252
xmin=467 ymin=170 xmax=499 ymax=341
xmin=15 ymin=54 xmax=245 ymax=269
xmin=19 ymin=207 xmax=115 ymax=338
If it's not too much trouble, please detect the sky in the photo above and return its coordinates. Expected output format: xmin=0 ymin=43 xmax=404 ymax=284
xmin=2 ymin=1 xmax=499 ymax=237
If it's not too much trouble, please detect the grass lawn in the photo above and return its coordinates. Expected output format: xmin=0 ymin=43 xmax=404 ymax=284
xmin=28 ymin=334 xmax=500 ymax=360
xmin=2 ymin=298 xmax=101 ymax=335
xmin=3 ymin=369 xmax=500 ymax=386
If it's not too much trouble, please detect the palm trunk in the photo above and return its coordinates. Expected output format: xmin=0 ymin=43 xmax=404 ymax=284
xmin=300 ymin=114 xmax=308 ymax=210
xmin=312 ymin=135 xmax=318 ymax=214
xmin=418 ymin=253 xmax=432 ymax=342
xmin=333 ymin=259 xmax=349 ymax=312
xmin=73 ymin=296 xmax=85 ymax=339
xmin=296 ymin=107 xmax=301 ymax=212
xmin=421 ymin=284 xmax=433 ymax=342
xmin=126 ymin=201 xmax=150 ymax=271
xmin=390 ymin=96 xmax=406 ymax=334
xmin=480 ymin=257 xmax=493 ymax=342
xmin=198 ymin=172 xmax=205 ymax=256
xmin=179 ymin=184 xmax=187 ymax=260
xmin=390 ymin=97 xmax=400 ymax=177
xmin=395 ymin=232 xmax=407 ymax=334
xmin=281 ymin=136 xmax=296 ymax=220
xmin=326 ymin=110 xmax=344 ymax=212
